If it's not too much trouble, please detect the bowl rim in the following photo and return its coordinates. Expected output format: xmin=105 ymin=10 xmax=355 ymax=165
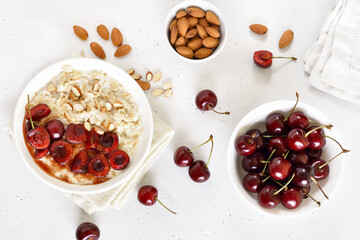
xmin=164 ymin=0 xmax=227 ymax=63
xmin=227 ymin=100 xmax=345 ymax=217
xmin=13 ymin=58 xmax=153 ymax=194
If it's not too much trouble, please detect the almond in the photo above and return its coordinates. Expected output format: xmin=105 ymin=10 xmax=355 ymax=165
xmin=64 ymin=112 xmax=71 ymax=122
xmin=196 ymin=24 xmax=208 ymax=39
xmin=163 ymin=82 xmax=173 ymax=90
xmin=176 ymin=46 xmax=193 ymax=59
xmin=194 ymin=47 xmax=213 ymax=59
xmin=176 ymin=10 xmax=187 ymax=18
xmin=170 ymin=25 xmax=178 ymax=46
xmin=69 ymin=92 xmax=79 ymax=101
xmin=211 ymin=24 xmax=220 ymax=31
xmin=84 ymin=122 xmax=92 ymax=132
xmin=71 ymin=86 xmax=82 ymax=97
xmin=81 ymin=49 xmax=85 ymax=57
xmin=151 ymin=89 xmax=164 ymax=97
xmin=92 ymin=82 xmax=100 ymax=92
xmin=279 ymin=30 xmax=294 ymax=48
xmin=73 ymin=25 xmax=88 ymax=40
xmin=94 ymin=100 xmax=100 ymax=109
xmin=112 ymin=100 xmax=123 ymax=108
xmin=137 ymin=80 xmax=151 ymax=90
xmin=206 ymin=11 xmax=220 ymax=25
xmin=108 ymin=123 xmax=116 ymax=131
xmin=94 ymin=126 xmax=104 ymax=135
xmin=175 ymin=37 xmax=186 ymax=47
xmin=100 ymin=107 xmax=107 ymax=112
xmin=47 ymin=84 xmax=57 ymax=93
xmin=65 ymin=102 xmax=73 ymax=111
xmin=90 ymin=42 xmax=106 ymax=59
xmin=153 ymin=72 xmax=162 ymax=82
xmin=114 ymin=44 xmax=132 ymax=57
xmin=249 ymin=24 xmax=268 ymax=35
xmin=185 ymin=28 xmax=198 ymax=38
xmin=177 ymin=17 xmax=189 ymax=37
xmin=132 ymin=73 xmax=142 ymax=80
xmin=169 ymin=19 xmax=177 ymax=31
xmin=188 ymin=17 xmax=198 ymax=29
xmin=198 ymin=18 xmax=210 ymax=28
xmin=111 ymin=27 xmax=123 ymax=46
xmin=187 ymin=38 xmax=203 ymax=51
xmin=105 ymin=101 xmax=112 ymax=111
xmin=97 ymin=24 xmax=109 ymax=40
xmin=203 ymin=37 xmax=219 ymax=48
xmin=126 ymin=68 xmax=135 ymax=75
xmin=73 ymin=103 xmax=85 ymax=112
xmin=164 ymin=89 xmax=173 ymax=97
xmin=205 ymin=27 xmax=220 ymax=38
xmin=146 ymin=71 xmax=153 ymax=81
xmin=187 ymin=7 xmax=205 ymax=18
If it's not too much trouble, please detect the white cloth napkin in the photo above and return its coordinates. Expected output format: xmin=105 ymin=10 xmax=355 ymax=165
xmin=304 ymin=0 xmax=360 ymax=103
xmin=5 ymin=113 xmax=174 ymax=215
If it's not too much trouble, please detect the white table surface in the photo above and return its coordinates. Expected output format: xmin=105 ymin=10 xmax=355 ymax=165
xmin=1 ymin=0 xmax=360 ymax=239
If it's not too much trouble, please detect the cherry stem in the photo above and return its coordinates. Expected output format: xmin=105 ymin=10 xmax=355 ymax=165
xmin=284 ymin=92 xmax=299 ymax=121
xmin=263 ymin=135 xmax=287 ymax=138
xmin=272 ymin=56 xmax=297 ymax=61
xmin=272 ymin=179 xmax=287 ymax=191
xmin=207 ymin=105 xmax=230 ymax=115
xmin=274 ymin=173 xmax=295 ymax=195
xmin=190 ymin=135 xmax=213 ymax=152
xmin=27 ymin=95 xmax=34 ymax=130
xmin=206 ymin=135 xmax=214 ymax=168
xmin=319 ymin=149 xmax=348 ymax=169
xmin=261 ymin=161 xmax=270 ymax=164
xmin=155 ymin=197 xmax=176 ymax=215
xmin=311 ymin=176 xmax=329 ymax=199
xmin=260 ymin=149 xmax=276 ymax=176
xmin=323 ymin=135 xmax=350 ymax=153
xmin=262 ymin=175 xmax=271 ymax=183
xmin=302 ymin=189 xmax=321 ymax=207
xmin=283 ymin=150 xmax=291 ymax=159
xmin=304 ymin=125 xmax=333 ymax=138
xmin=309 ymin=119 xmax=331 ymax=126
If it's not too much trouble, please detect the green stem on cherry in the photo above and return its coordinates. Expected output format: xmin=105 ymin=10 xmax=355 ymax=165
xmin=263 ymin=135 xmax=287 ymax=138
xmin=284 ymin=92 xmax=299 ymax=121
xmin=283 ymin=150 xmax=291 ymax=159
xmin=274 ymin=173 xmax=295 ymax=195
xmin=262 ymin=175 xmax=271 ymax=183
xmin=205 ymin=135 xmax=214 ymax=168
xmin=323 ymin=135 xmax=350 ymax=152
xmin=260 ymin=149 xmax=276 ymax=176
xmin=272 ymin=179 xmax=288 ymax=191
xmin=302 ymin=189 xmax=321 ymax=207
xmin=309 ymin=119 xmax=331 ymax=126
xmin=27 ymin=94 xmax=34 ymax=130
xmin=207 ymin=105 xmax=230 ymax=115
xmin=311 ymin=176 xmax=329 ymax=199
xmin=272 ymin=56 xmax=297 ymax=61
xmin=319 ymin=150 xmax=348 ymax=169
xmin=304 ymin=124 xmax=333 ymax=138
xmin=190 ymin=135 xmax=213 ymax=152
xmin=261 ymin=161 xmax=270 ymax=164
xmin=155 ymin=197 xmax=176 ymax=215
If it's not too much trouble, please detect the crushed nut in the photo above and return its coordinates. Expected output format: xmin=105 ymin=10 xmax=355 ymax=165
xmin=108 ymin=123 xmax=116 ymax=131
xmin=64 ymin=112 xmax=71 ymax=122
xmin=94 ymin=126 xmax=104 ymax=135
xmin=112 ymin=100 xmax=123 ymax=108
xmin=71 ymin=86 xmax=82 ymax=97
xmin=84 ymin=122 xmax=92 ymax=131
xmin=146 ymin=71 xmax=153 ymax=82
xmin=153 ymin=72 xmax=162 ymax=82
xmin=92 ymin=82 xmax=100 ymax=92
xmin=132 ymin=73 xmax=142 ymax=80
xmin=94 ymin=100 xmax=100 ymax=109
xmin=64 ymin=102 xmax=73 ymax=111
xmin=164 ymin=89 xmax=173 ymax=97
xmin=151 ymin=88 xmax=164 ymax=97
xmin=105 ymin=102 xmax=112 ymax=111
xmin=126 ymin=68 xmax=135 ymax=75
xmin=69 ymin=92 xmax=79 ymax=101
xmin=47 ymin=84 xmax=57 ymax=93
xmin=100 ymin=107 xmax=107 ymax=112
xmin=73 ymin=103 xmax=85 ymax=112
xmin=163 ymin=82 xmax=173 ymax=90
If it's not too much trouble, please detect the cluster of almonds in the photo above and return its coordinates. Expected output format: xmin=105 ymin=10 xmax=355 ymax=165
xmin=73 ymin=24 xmax=132 ymax=59
xmin=126 ymin=68 xmax=173 ymax=97
xmin=169 ymin=7 xmax=221 ymax=59
xmin=249 ymin=24 xmax=294 ymax=49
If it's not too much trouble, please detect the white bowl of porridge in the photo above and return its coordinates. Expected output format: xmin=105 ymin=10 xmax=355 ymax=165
xmin=13 ymin=58 xmax=153 ymax=194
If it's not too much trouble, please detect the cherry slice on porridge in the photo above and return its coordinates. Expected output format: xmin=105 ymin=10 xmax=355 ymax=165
xmin=88 ymin=153 xmax=110 ymax=177
xmin=65 ymin=123 xmax=89 ymax=144
xmin=25 ymin=103 xmax=51 ymax=121
xmin=44 ymin=119 xmax=65 ymax=140
xmin=50 ymin=140 xmax=73 ymax=165
xmin=26 ymin=126 xmax=51 ymax=149
xmin=85 ymin=129 xmax=100 ymax=150
xmin=71 ymin=150 xmax=89 ymax=174
xmin=34 ymin=147 xmax=49 ymax=159
xmin=24 ymin=121 xmax=35 ymax=136
xmin=109 ymin=150 xmax=130 ymax=170
xmin=99 ymin=132 xmax=119 ymax=153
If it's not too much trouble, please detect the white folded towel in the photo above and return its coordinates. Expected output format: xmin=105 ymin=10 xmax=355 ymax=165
xmin=304 ymin=0 xmax=360 ymax=103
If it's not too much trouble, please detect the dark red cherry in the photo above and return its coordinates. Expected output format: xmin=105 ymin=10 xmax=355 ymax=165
xmin=34 ymin=147 xmax=49 ymax=159
xmin=85 ymin=129 xmax=100 ymax=150
xmin=243 ymin=173 xmax=262 ymax=193
xmin=307 ymin=148 xmax=323 ymax=160
xmin=195 ymin=90 xmax=217 ymax=111
xmin=267 ymin=137 xmax=288 ymax=157
xmin=268 ymin=157 xmax=292 ymax=180
xmin=109 ymin=150 xmax=130 ymax=170
xmin=309 ymin=159 xmax=329 ymax=181
xmin=71 ymin=150 xmax=89 ymax=174
xmin=65 ymin=123 xmax=88 ymax=144
xmin=280 ymin=187 xmax=303 ymax=209
xmin=76 ymin=222 xmax=100 ymax=240
xmin=99 ymin=132 xmax=119 ymax=153
xmin=174 ymin=146 xmax=194 ymax=167
xmin=286 ymin=128 xmax=310 ymax=151
xmin=253 ymin=50 xmax=273 ymax=68
xmin=241 ymin=151 xmax=265 ymax=172
xmin=188 ymin=160 xmax=210 ymax=183
xmin=306 ymin=126 xmax=326 ymax=150
xmin=138 ymin=185 xmax=158 ymax=206
xmin=24 ymin=121 xmax=34 ymax=136
xmin=292 ymin=165 xmax=314 ymax=188
xmin=287 ymin=111 xmax=309 ymax=129
xmin=265 ymin=113 xmax=286 ymax=135
xmin=25 ymin=103 xmax=51 ymax=121
xmin=246 ymin=129 xmax=265 ymax=150
xmin=26 ymin=126 xmax=51 ymax=149
xmin=44 ymin=119 xmax=65 ymax=140
xmin=50 ymin=140 xmax=73 ymax=165
xmin=234 ymin=135 xmax=257 ymax=156
xmin=88 ymin=153 xmax=110 ymax=177
xmin=257 ymin=184 xmax=280 ymax=209
xmin=288 ymin=151 xmax=309 ymax=166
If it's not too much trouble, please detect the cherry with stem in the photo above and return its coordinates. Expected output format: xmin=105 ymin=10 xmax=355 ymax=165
xmin=137 ymin=185 xmax=176 ymax=215
xmin=260 ymin=149 xmax=276 ymax=176
xmin=311 ymin=176 xmax=328 ymax=199
xmin=283 ymin=92 xmax=299 ymax=122
xmin=318 ymin=135 xmax=350 ymax=169
xmin=302 ymin=189 xmax=321 ymax=207
xmin=273 ymin=173 xmax=295 ymax=196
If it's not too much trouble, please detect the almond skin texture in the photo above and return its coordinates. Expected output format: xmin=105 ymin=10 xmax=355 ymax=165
xmin=170 ymin=25 xmax=178 ymax=46
xmin=187 ymin=7 xmax=205 ymax=18
xmin=194 ymin=47 xmax=213 ymax=59
xmin=176 ymin=10 xmax=187 ymax=18
xmin=176 ymin=46 xmax=194 ymax=59
xmin=137 ymin=81 xmax=151 ymax=90
xmin=187 ymin=38 xmax=203 ymax=51
xmin=198 ymin=18 xmax=210 ymax=28
xmin=73 ymin=25 xmax=88 ymax=40
xmin=97 ymin=24 xmax=109 ymax=40
xmin=169 ymin=19 xmax=177 ymax=31
xmin=196 ymin=24 xmax=208 ymax=39
xmin=111 ymin=27 xmax=123 ymax=46
xmin=185 ymin=28 xmax=198 ymax=38
xmin=188 ymin=17 xmax=199 ymax=29
xmin=205 ymin=27 xmax=220 ymax=38
xmin=175 ymin=37 xmax=186 ymax=47
xmin=206 ymin=11 xmax=220 ymax=25
xmin=279 ymin=30 xmax=294 ymax=48
xmin=114 ymin=44 xmax=132 ymax=57
xmin=203 ymin=37 xmax=219 ymax=48
xmin=249 ymin=24 xmax=268 ymax=35
xmin=90 ymin=42 xmax=106 ymax=59
xmin=177 ymin=17 xmax=189 ymax=37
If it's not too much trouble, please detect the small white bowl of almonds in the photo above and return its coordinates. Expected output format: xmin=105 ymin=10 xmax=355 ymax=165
xmin=165 ymin=0 xmax=227 ymax=62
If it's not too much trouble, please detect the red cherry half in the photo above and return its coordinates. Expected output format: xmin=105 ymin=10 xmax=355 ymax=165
xmin=27 ymin=126 xmax=51 ymax=149
xmin=44 ymin=119 xmax=65 ymax=140
xmin=99 ymin=132 xmax=119 ymax=153
xmin=34 ymin=147 xmax=49 ymax=159
xmin=25 ymin=103 xmax=51 ymax=121
xmin=109 ymin=150 xmax=130 ymax=170
xmin=253 ymin=50 xmax=273 ymax=68
xmin=50 ymin=140 xmax=73 ymax=165
xmin=88 ymin=153 xmax=110 ymax=177
xmin=71 ymin=150 xmax=89 ymax=174
xmin=65 ymin=123 xmax=88 ymax=144
xmin=85 ymin=129 xmax=100 ymax=150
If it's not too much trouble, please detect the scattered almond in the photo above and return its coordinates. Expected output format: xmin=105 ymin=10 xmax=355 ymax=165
xmin=73 ymin=25 xmax=88 ymax=40
xmin=137 ymin=80 xmax=151 ymax=90
xmin=279 ymin=30 xmax=294 ymax=48
xmin=73 ymin=103 xmax=85 ymax=112
xmin=97 ymin=24 xmax=109 ymax=40
xmin=187 ymin=7 xmax=205 ymax=18
xmin=177 ymin=17 xmax=189 ymax=37
xmin=249 ymin=24 xmax=268 ymax=35
xmin=187 ymin=38 xmax=203 ymax=51
xmin=185 ymin=28 xmax=197 ymax=38
xmin=169 ymin=19 xmax=177 ymax=31
xmin=164 ymin=89 xmax=173 ymax=97
xmin=153 ymin=72 xmax=162 ymax=82
xmin=94 ymin=126 xmax=104 ymax=135
xmin=126 ymin=68 xmax=135 ymax=75
xmin=108 ymin=123 xmax=116 ymax=131
xmin=80 ymin=101 xmax=87 ymax=110
xmin=152 ymin=89 xmax=164 ymax=97
xmin=198 ymin=18 xmax=210 ymax=28
xmin=84 ymin=122 xmax=92 ymax=132
xmin=146 ymin=71 xmax=153 ymax=81
xmin=47 ymin=84 xmax=57 ymax=93
xmin=111 ymin=27 xmax=123 ymax=46
xmin=203 ymin=37 xmax=219 ymax=48
xmin=194 ymin=48 xmax=213 ymax=59
xmin=163 ymin=82 xmax=173 ymax=90
xmin=176 ymin=10 xmax=187 ymax=18
xmin=114 ymin=44 xmax=132 ymax=57
xmin=188 ymin=17 xmax=198 ymax=29
xmin=65 ymin=102 xmax=73 ymax=111
xmin=132 ymin=73 xmax=142 ymax=80
xmin=175 ymin=37 xmax=186 ymax=47
xmin=196 ymin=24 xmax=208 ymax=39
xmin=105 ymin=102 xmax=112 ymax=111
xmin=206 ymin=11 xmax=220 ymax=25
xmin=90 ymin=42 xmax=106 ymax=59
xmin=71 ymin=86 xmax=82 ymax=98
xmin=205 ymin=27 xmax=220 ymax=38
xmin=170 ymin=25 xmax=178 ymax=46
xmin=92 ymin=82 xmax=100 ymax=92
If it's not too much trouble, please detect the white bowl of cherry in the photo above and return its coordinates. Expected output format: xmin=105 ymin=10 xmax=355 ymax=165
xmin=227 ymin=95 xmax=348 ymax=217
